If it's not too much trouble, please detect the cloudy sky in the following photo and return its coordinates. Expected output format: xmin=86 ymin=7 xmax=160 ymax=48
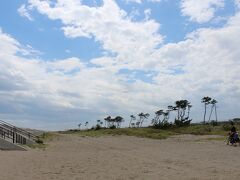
xmin=0 ymin=0 xmax=239 ymax=130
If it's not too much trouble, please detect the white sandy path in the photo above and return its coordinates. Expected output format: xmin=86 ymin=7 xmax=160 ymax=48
xmin=0 ymin=134 xmax=240 ymax=180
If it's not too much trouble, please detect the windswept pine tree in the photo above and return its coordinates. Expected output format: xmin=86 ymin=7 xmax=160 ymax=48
xmin=97 ymin=119 xmax=101 ymax=125
xmin=152 ymin=109 xmax=163 ymax=125
xmin=201 ymin=96 xmax=212 ymax=124
xmin=137 ymin=113 xmax=150 ymax=127
xmin=104 ymin=116 xmax=112 ymax=128
xmin=152 ymin=109 xmax=171 ymax=128
xmin=103 ymin=115 xmax=124 ymax=128
xmin=129 ymin=115 xmax=136 ymax=128
xmin=209 ymin=99 xmax=218 ymax=122
xmin=78 ymin=123 xmax=82 ymax=130
xmin=114 ymin=116 xmax=124 ymax=128
xmin=173 ymin=100 xmax=192 ymax=126
xmin=85 ymin=121 xmax=89 ymax=129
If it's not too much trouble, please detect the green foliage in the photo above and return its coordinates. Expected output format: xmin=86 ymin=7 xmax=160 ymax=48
xmin=174 ymin=119 xmax=191 ymax=127
xmin=210 ymin=120 xmax=218 ymax=126
xmin=25 ymin=133 xmax=53 ymax=149
xmin=233 ymin=118 xmax=240 ymax=123
xmin=63 ymin=127 xmax=176 ymax=139
xmin=40 ymin=132 xmax=60 ymax=141
xmin=95 ymin=124 xmax=101 ymax=130
xmin=109 ymin=125 xmax=116 ymax=129
xmin=205 ymin=137 xmax=225 ymax=141
xmin=172 ymin=125 xmax=210 ymax=135
xmin=62 ymin=123 xmax=233 ymax=140
xmin=172 ymin=99 xmax=192 ymax=126
xmin=201 ymin=97 xmax=212 ymax=104
xmin=26 ymin=143 xmax=47 ymax=150
xmin=152 ymin=121 xmax=172 ymax=129
xmin=222 ymin=124 xmax=231 ymax=131
xmin=35 ymin=138 xmax=43 ymax=144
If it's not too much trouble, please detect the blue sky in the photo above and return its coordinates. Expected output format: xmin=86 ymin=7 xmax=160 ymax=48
xmin=1 ymin=0 xmax=236 ymax=60
xmin=0 ymin=0 xmax=240 ymax=130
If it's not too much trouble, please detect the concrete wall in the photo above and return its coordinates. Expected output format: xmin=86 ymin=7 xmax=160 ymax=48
xmin=0 ymin=137 xmax=26 ymax=151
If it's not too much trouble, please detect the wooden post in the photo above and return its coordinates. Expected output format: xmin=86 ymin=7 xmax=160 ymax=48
xmin=13 ymin=132 xmax=15 ymax=143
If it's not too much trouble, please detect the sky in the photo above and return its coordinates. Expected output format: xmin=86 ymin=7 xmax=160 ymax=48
xmin=0 ymin=0 xmax=240 ymax=130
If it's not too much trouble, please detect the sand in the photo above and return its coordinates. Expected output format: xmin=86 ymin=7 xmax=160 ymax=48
xmin=0 ymin=134 xmax=239 ymax=180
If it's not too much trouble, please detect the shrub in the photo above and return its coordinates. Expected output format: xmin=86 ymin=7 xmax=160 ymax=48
xmin=95 ymin=124 xmax=101 ymax=130
xmin=68 ymin=129 xmax=79 ymax=132
xmin=210 ymin=120 xmax=218 ymax=126
xmin=174 ymin=118 xmax=191 ymax=127
xmin=35 ymin=138 xmax=43 ymax=144
xmin=222 ymin=124 xmax=231 ymax=131
xmin=109 ymin=125 xmax=116 ymax=129
xmin=152 ymin=121 xmax=172 ymax=129
xmin=204 ymin=125 xmax=212 ymax=132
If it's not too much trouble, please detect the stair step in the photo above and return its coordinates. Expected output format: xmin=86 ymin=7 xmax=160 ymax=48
xmin=0 ymin=137 xmax=26 ymax=151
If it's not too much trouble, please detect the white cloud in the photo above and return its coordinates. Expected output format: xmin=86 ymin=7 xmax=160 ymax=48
xmin=144 ymin=8 xmax=152 ymax=20
xmin=17 ymin=4 xmax=34 ymax=21
xmin=126 ymin=0 xmax=142 ymax=3
xmin=148 ymin=0 xmax=161 ymax=2
xmin=25 ymin=0 xmax=162 ymax=70
xmin=0 ymin=27 xmax=161 ymax=129
xmin=180 ymin=0 xmax=225 ymax=23
xmin=235 ymin=0 xmax=240 ymax=9
xmin=125 ymin=0 xmax=161 ymax=3
xmin=0 ymin=0 xmax=239 ymax=130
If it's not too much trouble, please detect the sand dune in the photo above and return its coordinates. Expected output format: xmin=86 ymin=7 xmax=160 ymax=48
xmin=0 ymin=134 xmax=239 ymax=180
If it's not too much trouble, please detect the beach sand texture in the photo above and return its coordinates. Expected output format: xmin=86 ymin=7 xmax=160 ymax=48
xmin=0 ymin=134 xmax=239 ymax=180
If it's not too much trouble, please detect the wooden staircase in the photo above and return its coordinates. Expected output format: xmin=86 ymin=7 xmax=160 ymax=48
xmin=0 ymin=120 xmax=39 ymax=150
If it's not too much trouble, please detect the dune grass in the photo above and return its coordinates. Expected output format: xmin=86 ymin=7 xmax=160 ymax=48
xmin=26 ymin=132 xmax=60 ymax=149
xmin=60 ymin=123 xmax=231 ymax=140
xmin=63 ymin=128 xmax=177 ymax=139
xmin=26 ymin=124 xmax=230 ymax=149
xmin=40 ymin=132 xmax=61 ymax=141
xmin=26 ymin=143 xmax=48 ymax=150
xmin=172 ymin=124 xmax=227 ymax=136
xmin=205 ymin=137 xmax=226 ymax=141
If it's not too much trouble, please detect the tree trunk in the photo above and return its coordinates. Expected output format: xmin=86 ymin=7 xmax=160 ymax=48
xmin=181 ymin=110 xmax=185 ymax=121
xmin=129 ymin=119 xmax=132 ymax=128
xmin=215 ymin=105 xmax=218 ymax=122
xmin=157 ymin=116 xmax=160 ymax=125
xmin=209 ymin=105 xmax=214 ymax=122
xmin=177 ymin=109 xmax=180 ymax=120
xmin=203 ymin=104 xmax=207 ymax=124
xmin=140 ymin=118 xmax=144 ymax=127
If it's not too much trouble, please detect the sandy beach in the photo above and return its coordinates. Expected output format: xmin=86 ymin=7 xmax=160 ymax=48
xmin=0 ymin=134 xmax=240 ymax=180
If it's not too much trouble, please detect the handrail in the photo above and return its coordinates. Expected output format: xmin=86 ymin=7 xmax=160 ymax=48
xmin=0 ymin=127 xmax=27 ymax=144
xmin=0 ymin=119 xmax=37 ymax=137
xmin=0 ymin=119 xmax=38 ymax=140
xmin=0 ymin=124 xmax=37 ymax=141
xmin=0 ymin=123 xmax=37 ymax=139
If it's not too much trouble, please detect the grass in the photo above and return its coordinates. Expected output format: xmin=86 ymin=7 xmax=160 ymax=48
xmin=26 ymin=132 xmax=60 ymax=149
xmin=172 ymin=124 xmax=227 ymax=136
xmin=39 ymin=132 xmax=60 ymax=141
xmin=205 ymin=137 xmax=226 ymax=141
xmin=25 ymin=143 xmax=48 ymax=150
xmin=25 ymin=124 xmax=231 ymax=149
xmin=63 ymin=128 xmax=177 ymax=139
xmin=60 ymin=123 xmax=232 ymax=140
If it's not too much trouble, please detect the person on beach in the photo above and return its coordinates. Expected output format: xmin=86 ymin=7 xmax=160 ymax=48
xmin=230 ymin=122 xmax=236 ymax=134
xmin=227 ymin=122 xmax=239 ymax=146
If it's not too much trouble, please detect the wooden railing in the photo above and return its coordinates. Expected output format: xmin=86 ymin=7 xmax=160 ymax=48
xmin=0 ymin=119 xmax=38 ymax=144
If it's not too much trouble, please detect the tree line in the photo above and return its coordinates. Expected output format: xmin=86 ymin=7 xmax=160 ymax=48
xmin=78 ymin=96 xmax=218 ymax=130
